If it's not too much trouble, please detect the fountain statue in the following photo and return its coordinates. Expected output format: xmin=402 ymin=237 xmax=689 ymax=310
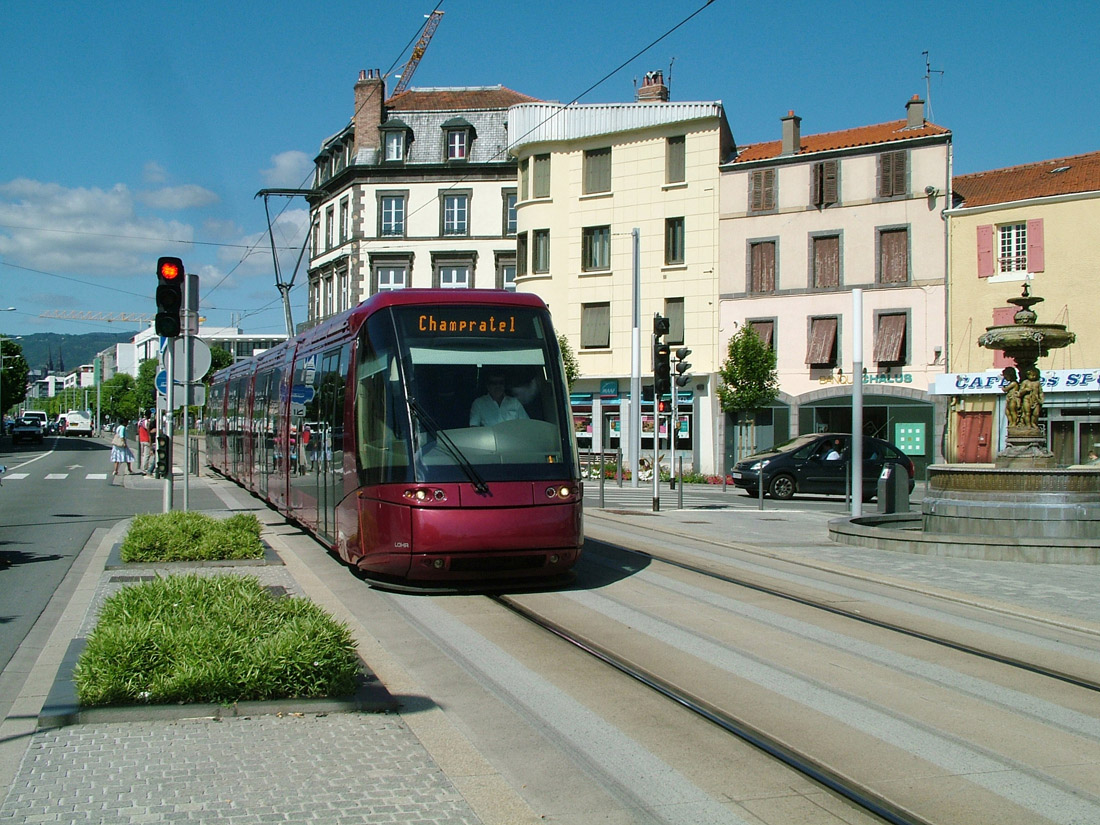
xmin=976 ymin=283 xmax=1075 ymax=468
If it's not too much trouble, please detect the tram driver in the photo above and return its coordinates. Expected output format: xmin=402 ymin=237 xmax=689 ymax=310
xmin=469 ymin=371 xmax=529 ymax=427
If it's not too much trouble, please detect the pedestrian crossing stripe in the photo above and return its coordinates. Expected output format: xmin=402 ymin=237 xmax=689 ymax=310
xmin=5 ymin=473 xmax=28 ymax=480
xmin=45 ymin=474 xmax=68 ymax=479
xmin=87 ymin=473 xmax=108 ymax=480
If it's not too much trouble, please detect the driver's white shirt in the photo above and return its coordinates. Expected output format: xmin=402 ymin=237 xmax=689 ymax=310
xmin=469 ymin=394 xmax=528 ymax=426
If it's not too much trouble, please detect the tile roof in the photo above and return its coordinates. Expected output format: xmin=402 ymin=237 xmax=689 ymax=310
xmin=953 ymin=150 xmax=1100 ymax=207
xmin=731 ymin=119 xmax=950 ymax=163
xmin=386 ymin=85 xmax=542 ymax=111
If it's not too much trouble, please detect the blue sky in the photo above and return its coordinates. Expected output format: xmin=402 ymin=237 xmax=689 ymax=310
xmin=1 ymin=0 xmax=1097 ymax=340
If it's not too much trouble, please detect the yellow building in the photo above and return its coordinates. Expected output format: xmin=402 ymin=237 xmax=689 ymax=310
xmin=940 ymin=150 xmax=1100 ymax=464
xmin=508 ymin=73 xmax=733 ymax=475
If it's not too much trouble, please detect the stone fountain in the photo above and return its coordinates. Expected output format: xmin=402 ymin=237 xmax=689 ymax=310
xmin=830 ymin=283 xmax=1100 ymax=562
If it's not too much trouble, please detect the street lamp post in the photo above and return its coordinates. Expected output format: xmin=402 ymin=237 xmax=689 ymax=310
xmin=0 ymin=308 xmax=21 ymax=437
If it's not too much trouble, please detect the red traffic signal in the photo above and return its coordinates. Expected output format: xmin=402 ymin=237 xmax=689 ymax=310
xmin=157 ymin=257 xmax=184 ymax=282
xmin=155 ymin=257 xmax=185 ymax=337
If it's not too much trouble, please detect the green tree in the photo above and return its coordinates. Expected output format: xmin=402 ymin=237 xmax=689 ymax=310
xmin=1 ymin=338 xmax=29 ymax=415
xmin=206 ymin=345 xmax=234 ymax=381
xmin=101 ymin=373 xmax=139 ymax=423
xmin=558 ymin=334 xmax=579 ymax=390
xmin=135 ymin=358 xmax=159 ymax=414
xmin=717 ymin=325 xmax=779 ymax=417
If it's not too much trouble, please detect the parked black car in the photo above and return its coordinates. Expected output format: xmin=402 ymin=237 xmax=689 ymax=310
xmin=731 ymin=432 xmax=915 ymax=500
xmin=11 ymin=416 xmax=45 ymax=445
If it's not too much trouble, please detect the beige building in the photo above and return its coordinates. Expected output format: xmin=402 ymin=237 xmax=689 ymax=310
xmin=307 ymin=71 xmax=539 ymax=321
xmin=508 ymin=73 xmax=734 ymax=474
xmin=719 ymin=98 xmax=951 ymax=473
xmin=937 ymin=150 xmax=1100 ymax=465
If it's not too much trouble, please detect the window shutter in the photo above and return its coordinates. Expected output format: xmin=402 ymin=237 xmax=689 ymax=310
xmin=813 ymin=236 xmax=840 ymax=288
xmin=750 ymin=171 xmax=762 ymax=211
xmin=891 ymin=151 xmax=906 ymax=196
xmin=811 ymin=164 xmax=823 ymax=205
xmin=976 ymin=225 xmax=994 ymax=278
xmin=749 ymin=320 xmax=774 ymax=349
xmin=1026 ymin=218 xmax=1044 ymax=272
xmin=873 ymin=314 xmax=907 ymax=364
xmin=806 ymin=317 xmax=838 ymax=365
xmin=879 ymin=229 xmax=908 ymax=283
xmin=877 ymin=153 xmax=891 ymax=197
xmin=750 ymin=242 xmax=775 ymax=292
xmin=822 ymin=160 xmax=838 ymax=204
xmin=762 ymin=169 xmax=775 ymax=210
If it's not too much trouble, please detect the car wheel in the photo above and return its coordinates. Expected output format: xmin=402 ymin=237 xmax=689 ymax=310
xmin=769 ymin=474 xmax=795 ymax=500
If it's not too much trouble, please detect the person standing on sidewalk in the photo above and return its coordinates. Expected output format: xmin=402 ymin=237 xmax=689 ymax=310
xmin=110 ymin=420 xmax=136 ymax=478
xmin=137 ymin=412 xmax=153 ymax=474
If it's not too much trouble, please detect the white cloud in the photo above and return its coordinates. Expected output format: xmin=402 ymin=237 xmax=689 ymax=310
xmin=138 ymin=184 xmax=219 ymax=210
xmin=260 ymin=151 xmax=313 ymax=188
xmin=0 ymin=178 xmax=194 ymax=274
xmin=142 ymin=162 xmax=168 ymax=184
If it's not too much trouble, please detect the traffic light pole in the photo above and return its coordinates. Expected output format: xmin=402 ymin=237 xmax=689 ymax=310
xmin=163 ymin=343 xmax=174 ymax=512
xmin=652 ymin=331 xmax=660 ymax=513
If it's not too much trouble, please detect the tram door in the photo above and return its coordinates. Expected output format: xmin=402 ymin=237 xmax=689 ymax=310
xmin=315 ymin=347 xmax=347 ymax=542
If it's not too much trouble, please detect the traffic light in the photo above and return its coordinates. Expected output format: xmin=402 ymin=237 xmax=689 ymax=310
xmin=675 ymin=347 xmax=693 ymax=387
xmin=654 ymin=341 xmax=671 ymax=398
xmin=155 ymin=256 xmax=185 ymax=338
xmin=653 ymin=313 xmax=670 ymax=337
xmin=155 ymin=434 xmax=170 ymax=479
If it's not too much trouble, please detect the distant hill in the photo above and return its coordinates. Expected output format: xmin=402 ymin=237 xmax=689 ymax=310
xmin=9 ymin=332 xmax=138 ymax=373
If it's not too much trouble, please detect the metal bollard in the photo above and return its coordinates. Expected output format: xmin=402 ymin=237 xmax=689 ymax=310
xmin=677 ymin=456 xmax=684 ymax=509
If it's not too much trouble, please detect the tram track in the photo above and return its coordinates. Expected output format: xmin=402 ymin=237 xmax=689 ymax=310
xmin=492 ymin=592 xmax=935 ymax=825
xmin=480 ymin=532 xmax=1100 ymax=825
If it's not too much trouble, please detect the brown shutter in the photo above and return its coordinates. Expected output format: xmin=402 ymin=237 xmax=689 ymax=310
xmin=879 ymin=229 xmax=908 ymax=283
xmin=891 ymin=151 xmax=906 ymax=196
xmin=813 ymin=235 xmax=840 ymax=288
xmin=749 ymin=320 xmax=774 ymax=349
xmin=750 ymin=242 xmax=775 ymax=292
xmin=762 ymin=169 xmax=775 ymax=210
xmin=750 ymin=171 xmax=762 ymax=211
xmin=877 ymin=153 xmax=891 ymax=197
xmin=822 ymin=160 xmax=838 ymax=204
xmin=806 ymin=317 xmax=838 ymax=364
xmin=873 ymin=313 xmax=907 ymax=363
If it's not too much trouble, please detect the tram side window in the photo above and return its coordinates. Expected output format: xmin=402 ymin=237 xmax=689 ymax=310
xmin=356 ymin=352 xmax=411 ymax=485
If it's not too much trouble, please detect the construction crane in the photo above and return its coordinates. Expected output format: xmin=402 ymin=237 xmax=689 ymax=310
xmin=391 ymin=10 xmax=443 ymax=96
xmin=41 ymin=310 xmax=154 ymax=324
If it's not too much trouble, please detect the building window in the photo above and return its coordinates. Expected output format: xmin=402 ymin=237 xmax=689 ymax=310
xmin=532 ymin=229 xmax=550 ymax=273
xmin=437 ymin=265 xmax=471 ymax=289
xmin=519 ymin=158 xmax=529 ymax=201
xmin=749 ymin=169 xmax=776 ymax=212
xmin=665 ymin=297 xmax=684 ymax=345
xmin=533 ymin=154 xmax=551 ymax=198
xmin=325 ymin=206 xmax=335 ymax=251
xmin=582 ymin=226 xmax=610 ymax=271
xmin=516 ymin=232 xmax=528 ymax=276
xmin=446 ymin=129 xmax=468 ymax=160
xmin=873 ymin=312 xmax=908 ymax=366
xmin=812 ymin=234 xmax=840 ymax=288
xmin=311 ymin=213 xmax=320 ymax=257
xmin=497 ymin=257 xmax=517 ymax=291
xmin=811 ymin=160 xmax=838 ymax=207
xmin=337 ymin=267 xmax=350 ymax=311
xmin=384 ymin=130 xmax=406 ymax=162
xmin=878 ymin=227 xmax=909 ymax=284
xmin=666 ymin=136 xmax=686 ymax=184
xmin=749 ymin=241 xmax=776 ymax=293
xmin=999 ymin=223 xmax=1028 ymax=273
xmin=806 ymin=316 xmax=839 ymax=367
xmin=665 ymin=217 xmax=685 ymax=265
xmin=747 ymin=319 xmax=775 ymax=351
xmin=339 ymin=198 xmax=349 ymax=244
xmin=441 ymin=192 xmax=470 ymax=236
xmin=583 ymin=147 xmax=611 ymax=194
xmin=379 ymin=193 xmax=406 ymax=237
xmin=581 ymin=302 xmax=610 ymax=349
xmin=373 ymin=260 xmax=409 ymax=292
xmin=503 ymin=189 xmax=517 ymax=236
xmin=877 ymin=150 xmax=907 ymax=198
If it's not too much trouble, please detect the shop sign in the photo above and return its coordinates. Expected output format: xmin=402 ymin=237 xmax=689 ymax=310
xmin=600 ymin=379 xmax=619 ymax=399
xmin=932 ymin=369 xmax=1100 ymax=396
xmin=819 ymin=372 xmax=913 ymax=386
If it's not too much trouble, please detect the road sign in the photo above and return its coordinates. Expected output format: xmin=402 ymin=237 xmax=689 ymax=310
xmin=156 ymin=369 xmax=206 ymax=407
xmin=290 ymin=384 xmax=316 ymax=404
xmin=168 ymin=337 xmax=212 ymax=382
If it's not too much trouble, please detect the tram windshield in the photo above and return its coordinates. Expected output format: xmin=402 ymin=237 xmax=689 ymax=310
xmin=355 ymin=304 xmax=577 ymax=486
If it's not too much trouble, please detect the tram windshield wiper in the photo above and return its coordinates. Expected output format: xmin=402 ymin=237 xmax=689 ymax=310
xmin=406 ymin=397 xmax=490 ymax=495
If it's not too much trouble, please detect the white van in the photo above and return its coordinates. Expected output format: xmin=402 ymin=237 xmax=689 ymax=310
xmin=64 ymin=410 xmax=94 ymax=437
xmin=21 ymin=410 xmax=48 ymax=427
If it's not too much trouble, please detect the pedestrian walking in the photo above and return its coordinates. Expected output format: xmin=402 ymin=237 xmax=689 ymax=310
xmin=110 ymin=420 xmax=136 ymax=478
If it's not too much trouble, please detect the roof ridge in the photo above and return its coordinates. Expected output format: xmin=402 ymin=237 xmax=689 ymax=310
xmin=955 ymin=149 xmax=1100 ymax=179
xmin=739 ymin=118 xmax=948 ymax=150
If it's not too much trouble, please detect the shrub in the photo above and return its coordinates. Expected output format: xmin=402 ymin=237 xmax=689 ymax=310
xmin=75 ymin=574 xmax=360 ymax=706
xmin=120 ymin=511 xmax=264 ymax=563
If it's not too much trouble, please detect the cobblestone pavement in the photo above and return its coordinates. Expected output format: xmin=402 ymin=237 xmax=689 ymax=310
xmin=2 ymin=714 xmax=481 ymax=824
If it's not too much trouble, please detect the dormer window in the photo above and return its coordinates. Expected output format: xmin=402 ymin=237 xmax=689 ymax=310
xmin=441 ymin=117 xmax=475 ymax=161
xmin=380 ymin=119 xmax=411 ymax=163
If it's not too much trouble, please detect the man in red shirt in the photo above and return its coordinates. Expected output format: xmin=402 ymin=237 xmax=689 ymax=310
xmin=137 ymin=412 xmax=153 ymax=474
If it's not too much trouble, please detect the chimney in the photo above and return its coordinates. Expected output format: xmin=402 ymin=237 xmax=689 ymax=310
xmin=636 ymin=70 xmax=670 ymax=102
xmin=781 ymin=110 xmax=801 ymax=155
xmin=353 ymin=69 xmax=385 ymax=157
xmin=906 ymin=94 xmax=925 ymax=128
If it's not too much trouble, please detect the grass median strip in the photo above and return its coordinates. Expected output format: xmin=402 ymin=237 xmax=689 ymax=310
xmin=75 ymin=574 xmax=361 ymax=706
xmin=119 ymin=511 xmax=264 ymax=563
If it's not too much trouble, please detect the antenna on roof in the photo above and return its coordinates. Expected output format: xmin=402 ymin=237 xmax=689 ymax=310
xmin=922 ymin=50 xmax=944 ymax=121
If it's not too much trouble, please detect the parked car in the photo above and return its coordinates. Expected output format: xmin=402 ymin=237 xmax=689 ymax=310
xmin=731 ymin=432 xmax=915 ymax=500
xmin=11 ymin=415 xmax=45 ymax=445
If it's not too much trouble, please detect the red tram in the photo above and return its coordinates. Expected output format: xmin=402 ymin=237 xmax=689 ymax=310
xmin=206 ymin=290 xmax=583 ymax=585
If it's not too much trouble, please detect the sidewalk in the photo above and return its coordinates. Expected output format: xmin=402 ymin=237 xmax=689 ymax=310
xmin=3 ymin=472 xmax=1100 ymax=824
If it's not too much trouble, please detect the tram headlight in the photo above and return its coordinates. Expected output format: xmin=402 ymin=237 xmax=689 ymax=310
xmin=545 ymin=485 xmax=576 ymax=500
xmin=404 ymin=487 xmax=448 ymax=503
